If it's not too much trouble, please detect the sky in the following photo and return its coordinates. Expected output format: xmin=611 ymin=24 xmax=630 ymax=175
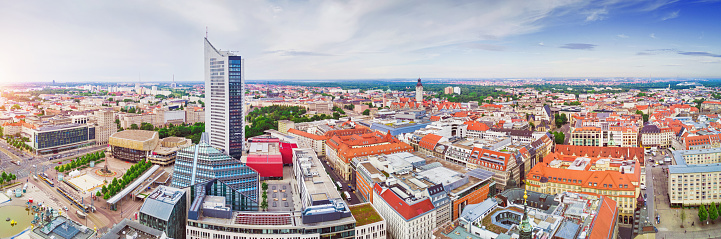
xmin=0 ymin=0 xmax=720 ymax=83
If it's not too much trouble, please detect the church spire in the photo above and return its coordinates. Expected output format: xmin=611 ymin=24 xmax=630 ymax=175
xmin=519 ymin=189 xmax=533 ymax=239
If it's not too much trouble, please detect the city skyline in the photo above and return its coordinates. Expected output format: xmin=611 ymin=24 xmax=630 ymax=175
xmin=1 ymin=0 xmax=720 ymax=84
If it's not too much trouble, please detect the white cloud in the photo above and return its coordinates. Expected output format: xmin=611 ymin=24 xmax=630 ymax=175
xmin=650 ymin=33 xmax=657 ymax=38
xmin=0 ymin=0 xmax=717 ymax=82
xmin=617 ymin=34 xmax=629 ymax=38
xmin=585 ymin=8 xmax=608 ymax=21
xmin=661 ymin=10 xmax=680 ymax=20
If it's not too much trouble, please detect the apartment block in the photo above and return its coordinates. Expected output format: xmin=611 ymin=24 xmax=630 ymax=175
xmin=669 ymin=148 xmax=721 ymax=206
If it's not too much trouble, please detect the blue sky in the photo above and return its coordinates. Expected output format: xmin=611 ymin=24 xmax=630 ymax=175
xmin=0 ymin=0 xmax=719 ymax=83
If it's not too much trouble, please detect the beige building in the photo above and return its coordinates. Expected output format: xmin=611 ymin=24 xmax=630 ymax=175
xmin=119 ymin=113 xmax=163 ymax=129
xmin=185 ymin=108 xmax=205 ymax=124
xmin=94 ymin=110 xmax=117 ymax=146
xmin=278 ymin=120 xmax=294 ymax=134
xmin=148 ymin=137 xmax=192 ymax=166
xmin=308 ymin=101 xmax=332 ymax=114
xmin=109 ymin=130 xmax=159 ymax=162
xmin=669 ymin=148 xmax=721 ymax=206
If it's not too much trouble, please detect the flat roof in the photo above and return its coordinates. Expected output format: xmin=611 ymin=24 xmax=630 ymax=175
xmin=349 ymin=203 xmax=384 ymax=226
xmin=110 ymin=130 xmax=158 ymax=142
xmin=294 ymin=148 xmax=342 ymax=203
xmin=669 ymin=163 xmax=721 ymax=174
xmin=107 ymin=165 xmax=160 ymax=204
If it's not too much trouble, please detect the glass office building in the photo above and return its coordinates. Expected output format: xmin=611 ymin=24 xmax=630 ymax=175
xmin=171 ymin=134 xmax=259 ymax=202
xmin=204 ymin=38 xmax=245 ymax=158
xmin=33 ymin=124 xmax=96 ymax=155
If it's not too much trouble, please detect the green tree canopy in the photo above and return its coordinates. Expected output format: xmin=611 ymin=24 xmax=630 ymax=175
xmin=700 ymin=204 xmax=709 ymax=221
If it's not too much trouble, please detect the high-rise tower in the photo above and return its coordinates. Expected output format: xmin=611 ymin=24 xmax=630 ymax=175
xmin=415 ymin=78 xmax=423 ymax=103
xmin=204 ymin=38 xmax=245 ymax=158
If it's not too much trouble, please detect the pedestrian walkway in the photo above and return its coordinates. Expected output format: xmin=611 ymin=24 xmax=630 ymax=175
xmin=656 ymin=228 xmax=721 ymax=239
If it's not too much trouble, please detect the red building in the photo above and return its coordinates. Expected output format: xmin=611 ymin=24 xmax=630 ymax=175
xmin=246 ymin=136 xmax=284 ymax=178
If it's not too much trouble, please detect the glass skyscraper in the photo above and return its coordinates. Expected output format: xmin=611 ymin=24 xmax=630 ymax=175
xmin=171 ymin=134 xmax=259 ymax=202
xmin=204 ymin=37 xmax=245 ymax=158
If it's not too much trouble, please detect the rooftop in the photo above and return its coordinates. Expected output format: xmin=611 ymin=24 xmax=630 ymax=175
xmin=101 ymin=219 xmax=165 ymax=239
xmin=110 ymin=130 xmax=158 ymax=142
xmin=349 ymin=203 xmax=384 ymax=226
xmin=138 ymin=184 xmax=184 ymax=220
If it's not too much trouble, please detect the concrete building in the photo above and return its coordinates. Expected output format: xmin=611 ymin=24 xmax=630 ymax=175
xmin=278 ymin=120 xmax=294 ymax=134
xmin=94 ymin=110 xmax=116 ymax=146
xmin=287 ymin=128 xmax=328 ymax=156
xmin=139 ymin=186 xmax=187 ymax=239
xmin=204 ymin=37 xmax=245 ymax=158
xmin=349 ymin=203 xmax=387 ymax=239
xmin=669 ymin=148 xmax=721 ymax=206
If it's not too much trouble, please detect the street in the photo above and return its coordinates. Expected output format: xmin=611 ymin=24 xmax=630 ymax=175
xmin=316 ymin=156 xmax=363 ymax=205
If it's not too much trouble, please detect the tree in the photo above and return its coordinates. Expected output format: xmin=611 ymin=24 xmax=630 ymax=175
xmin=1 ymin=171 xmax=6 ymax=182
xmin=710 ymin=202 xmax=719 ymax=222
xmin=700 ymin=204 xmax=709 ymax=222
xmin=11 ymin=104 xmax=21 ymax=110
xmin=102 ymin=185 xmax=108 ymax=194
xmin=362 ymin=109 xmax=370 ymax=115
xmin=260 ymin=200 xmax=268 ymax=211
xmin=262 ymin=182 xmax=269 ymax=191
xmin=96 ymin=191 xmax=102 ymax=197
xmin=130 ymin=124 xmax=139 ymax=130
xmin=553 ymin=132 xmax=565 ymax=145
xmin=10 ymin=174 xmax=15 ymax=182
xmin=140 ymin=122 xmax=154 ymax=131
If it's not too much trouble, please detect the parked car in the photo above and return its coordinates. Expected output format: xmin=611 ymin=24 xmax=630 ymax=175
xmin=641 ymin=184 xmax=647 ymax=190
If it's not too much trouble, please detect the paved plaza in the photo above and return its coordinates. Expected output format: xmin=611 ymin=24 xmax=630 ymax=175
xmin=67 ymin=174 xmax=105 ymax=193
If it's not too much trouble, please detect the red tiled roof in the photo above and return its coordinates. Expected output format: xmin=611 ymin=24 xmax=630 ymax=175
xmin=287 ymin=128 xmax=328 ymax=141
xmin=554 ymin=145 xmax=644 ymax=163
xmin=464 ymin=121 xmax=490 ymax=131
xmin=373 ymin=184 xmax=435 ymax=221
xmin=588 ymin=196 xmax=618 ymax=239
xmin=467 ymin=147 xmax=511 ymax=171
xmin=419 ymin=134 xmax=443 ymax=151
xmin=527 ymin=153 xmax=640 ymax=192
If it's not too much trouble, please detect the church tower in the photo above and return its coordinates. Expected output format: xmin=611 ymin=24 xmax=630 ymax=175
xmin=415 ymin=78 xmax=423 ymax=103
